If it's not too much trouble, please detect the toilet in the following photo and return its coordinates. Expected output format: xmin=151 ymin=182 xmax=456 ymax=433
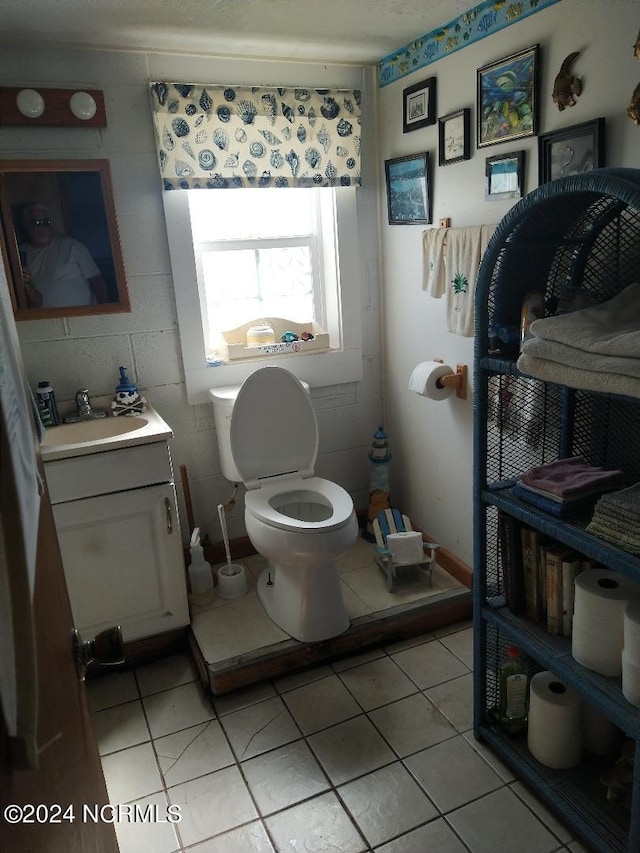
xmin=210 ymin=366 xmax=358 ymax=642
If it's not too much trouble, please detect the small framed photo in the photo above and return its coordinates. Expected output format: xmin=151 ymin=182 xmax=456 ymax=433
xmin=477 ymin=44 xmax=538 ymax=148
xmin=438 ymin=108 xmax=471 ymax=166
xmin=538 ymin=118 xmax=605 ymax=184
xmin=403 ymin=77 xmax=436 ymax=133
xmin=485 ymin=150 xmax=525 ymax=200
xmin=384 ymin=152 xmax=431 ymax=225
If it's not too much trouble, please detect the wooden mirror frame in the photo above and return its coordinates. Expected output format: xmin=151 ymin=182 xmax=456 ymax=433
xmin=0 ymin=159 xmax=130 ymax=320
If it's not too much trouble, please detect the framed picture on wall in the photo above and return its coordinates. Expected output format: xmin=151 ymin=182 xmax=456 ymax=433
xmin=538 ymin=118 xmax=605 ymax=183
xmin=477 ymin=44 xmax=539 ymax=148
xmin=403 ymin=77 xmax=436 ymax=133
xmin=438 ymin=108 xmax=471 ymax=166
xmin=384 ymin=152 xmax=431 ymax=224
xmin=485 ymin=150 xmax=525 ymax=200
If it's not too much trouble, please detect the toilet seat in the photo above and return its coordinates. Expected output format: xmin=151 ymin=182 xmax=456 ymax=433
xmin=230 ymin=366 xmax=318 ymax=490
xmin=245 ymin=476 xmax=354 ymax=533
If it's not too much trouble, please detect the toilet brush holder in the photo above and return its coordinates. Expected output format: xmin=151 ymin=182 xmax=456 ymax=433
xmin=217 ymin=563 xmax=248 ymax=599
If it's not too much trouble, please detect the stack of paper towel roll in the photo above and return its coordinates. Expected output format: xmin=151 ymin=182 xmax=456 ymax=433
xmin=572 ymin=569 xmax=640 ymax=676
xmin=623 ymin=597 xmax=640 ymax=706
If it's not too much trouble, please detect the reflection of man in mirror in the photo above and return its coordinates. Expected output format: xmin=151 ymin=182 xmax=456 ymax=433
xmin=19 ymin=203 xmax=109 ymax=308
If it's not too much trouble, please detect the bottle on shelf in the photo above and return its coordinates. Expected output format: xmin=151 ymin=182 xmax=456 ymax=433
xmin=498 ymin=645 xmax=528 ymax=735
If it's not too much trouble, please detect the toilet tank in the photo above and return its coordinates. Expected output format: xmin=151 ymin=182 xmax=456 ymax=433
xmin=209 ymin=378 xmax=310 ymax=483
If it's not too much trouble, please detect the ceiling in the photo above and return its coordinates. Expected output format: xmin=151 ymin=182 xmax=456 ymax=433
xmin=0 ymin=0 xmax=471 ymax=65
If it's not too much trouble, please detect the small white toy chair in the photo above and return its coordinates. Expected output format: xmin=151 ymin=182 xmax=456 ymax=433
xmin=372 ymin=508 xmax=439 ymax=592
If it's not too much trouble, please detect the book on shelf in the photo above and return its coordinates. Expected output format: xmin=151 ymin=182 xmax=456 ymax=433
xmin=520 ymin=526 xmax=543 ymax=622
xmin=498 ymin=512 xmax=524 ymax=612
xmin=538 ymin=540 xmax=559 ymax=625
xmin=545 ymin=545 xmax=571 ymax=634
xmin=561 ymin=553 xmax=588 ymax=637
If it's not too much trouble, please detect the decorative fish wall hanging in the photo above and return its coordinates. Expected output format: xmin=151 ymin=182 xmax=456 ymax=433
xmin=552 ymin=51 xmax=582 ymax=110
xmin=627 ymin=82 xmax=640 ymax=125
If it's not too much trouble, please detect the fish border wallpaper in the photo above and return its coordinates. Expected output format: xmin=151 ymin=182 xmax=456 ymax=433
xmin=378 ymin=0 xmax=562 ymax=88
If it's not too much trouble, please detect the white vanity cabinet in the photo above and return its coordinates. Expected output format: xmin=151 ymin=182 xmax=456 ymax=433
xmin=43 ymin=428 xmax=189 ymax=643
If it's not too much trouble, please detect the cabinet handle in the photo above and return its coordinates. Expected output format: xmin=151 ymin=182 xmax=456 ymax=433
xmin=165 ymin=497 xmax=173 ymax=534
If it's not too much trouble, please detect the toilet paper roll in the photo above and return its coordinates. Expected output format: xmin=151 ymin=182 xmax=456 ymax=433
xmin=217 ymin=563 xmax=248 ymax=599
xmin=527 ymin=671 xmax=583 ymax=769
xmin=571 ymin=570 xmax=640 ymax=676
xmin=624 ymin=597 xmax=640 ymax=663
xmin=408 ymin=361 xmax=454 ymax=400
xmin=386 ymin=531 xmax=424 ymax=565
xmin=622 ymin=648 xmax=640 ymax=707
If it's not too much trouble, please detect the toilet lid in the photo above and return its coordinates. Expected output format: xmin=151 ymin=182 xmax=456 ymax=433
xmin=230 ymin=366 xmax=318 ymax=489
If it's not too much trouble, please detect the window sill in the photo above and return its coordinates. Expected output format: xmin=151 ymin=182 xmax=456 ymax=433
xmin=186 ymin=346 xmax=363 ymax=404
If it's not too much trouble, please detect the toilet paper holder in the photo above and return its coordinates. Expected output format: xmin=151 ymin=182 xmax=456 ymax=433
xmin=434 ymin=360 xmax=468 ymax=399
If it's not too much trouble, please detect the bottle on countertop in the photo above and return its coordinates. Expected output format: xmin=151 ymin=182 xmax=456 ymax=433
xmin=188 ymin=527 xmax=215 ymax=606
xmin=499 ymin=645 xmax=528 ymax=735
xmin=36 ymin=380 xmax=59 ymax=427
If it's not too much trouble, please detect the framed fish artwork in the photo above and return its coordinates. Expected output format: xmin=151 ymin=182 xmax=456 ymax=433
xmin=477 ymin=44 xmax=539 ymax=148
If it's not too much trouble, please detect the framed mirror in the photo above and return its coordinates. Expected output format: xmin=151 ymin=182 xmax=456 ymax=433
xmin=0 ymin=159 xmax=130 ymax=320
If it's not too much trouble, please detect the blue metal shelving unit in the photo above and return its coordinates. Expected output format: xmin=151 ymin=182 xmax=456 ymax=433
xmin=473 ymin=169 xmax=640 ymax=853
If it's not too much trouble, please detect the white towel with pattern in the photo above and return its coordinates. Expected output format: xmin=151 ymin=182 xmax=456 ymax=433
xmin=445 ymin=224 xmax=495 ymax=336
xmin=422 ymin=226 xmax=448 ymax=297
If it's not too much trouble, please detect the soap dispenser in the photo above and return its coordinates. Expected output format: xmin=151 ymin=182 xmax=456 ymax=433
xmin=111 ymin=366 xmax=146 ymax=416
xmin=188 ymin=528 xmax=215 ymax=606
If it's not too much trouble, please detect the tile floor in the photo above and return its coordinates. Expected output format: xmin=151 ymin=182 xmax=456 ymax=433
xmin=88 ymin=621 xmax=590 ymax=853
xmin=190 ymin=537 xmax=467 ymax=672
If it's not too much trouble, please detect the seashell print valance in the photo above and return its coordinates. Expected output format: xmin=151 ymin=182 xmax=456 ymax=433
xmin=149 ymin=82 xmax=362 ymax=190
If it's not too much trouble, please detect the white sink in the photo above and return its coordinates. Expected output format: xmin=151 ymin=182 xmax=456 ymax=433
xmin=40 ymin=401 xmax=173 ymax=461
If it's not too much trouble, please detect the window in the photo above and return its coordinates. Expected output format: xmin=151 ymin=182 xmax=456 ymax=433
xmin=163 ymin=186 xmax=362 ymax=404
xmin=189 ymin=188 xmax=335 ymax=355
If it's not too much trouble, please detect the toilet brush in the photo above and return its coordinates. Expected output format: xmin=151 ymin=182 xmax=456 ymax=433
xmin=217 ymin=504 xmax=248 ymax=598
xmin=217 ymin=503 xmax=233 ymax=570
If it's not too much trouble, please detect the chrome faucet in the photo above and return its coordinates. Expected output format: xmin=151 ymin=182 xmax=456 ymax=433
xmin=64 ymin=389 xmax=108 ymax=422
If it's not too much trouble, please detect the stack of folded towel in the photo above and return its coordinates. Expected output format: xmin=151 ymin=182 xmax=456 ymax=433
xmin=513 ymin=456 xmax=625 ymax=517
xmin=587 ymin=483 xmax=640 ymax=554
xmin=517 ymin=282 xmax=640 ymax=398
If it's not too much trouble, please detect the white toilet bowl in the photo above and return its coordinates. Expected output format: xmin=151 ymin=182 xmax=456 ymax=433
xmin=246 ymin=475 xmax=358 ymax=642
xmin=212 ymin=365 xmax=357 ymax=642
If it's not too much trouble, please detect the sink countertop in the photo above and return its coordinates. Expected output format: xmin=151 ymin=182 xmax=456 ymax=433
xmin=40 ymin=396 xmax=173 ymax=462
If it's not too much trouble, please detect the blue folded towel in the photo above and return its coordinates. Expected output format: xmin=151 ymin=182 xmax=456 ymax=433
xmin=512 ymin=483 xmax=598 ymax=517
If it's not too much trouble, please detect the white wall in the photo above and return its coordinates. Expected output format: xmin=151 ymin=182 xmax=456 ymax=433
xmin=0 ymin=50 xmax=383 ymax=544
xmin=3 ymin=0 xmax=639 ymax=563
xmin=378 ymin=0 xmax=640 ymax=567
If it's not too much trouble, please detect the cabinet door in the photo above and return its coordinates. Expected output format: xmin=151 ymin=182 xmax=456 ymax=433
xmin=52 ymin=483 xmax=189 ymax=641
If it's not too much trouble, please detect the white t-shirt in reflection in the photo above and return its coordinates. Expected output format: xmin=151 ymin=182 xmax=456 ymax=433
xmin=23 ymin=236 xmax=101 ymax=308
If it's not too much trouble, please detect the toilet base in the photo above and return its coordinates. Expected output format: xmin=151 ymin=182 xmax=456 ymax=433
xmin=257 ymin=564 xmax=350 ymax=643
